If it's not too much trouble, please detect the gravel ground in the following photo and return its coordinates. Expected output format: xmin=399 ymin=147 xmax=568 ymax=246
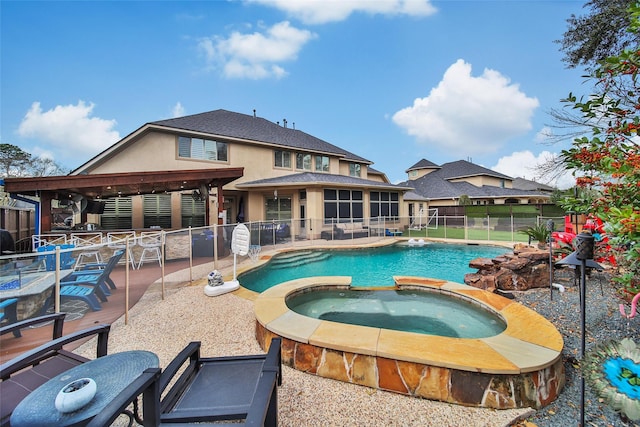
xmin=512 ymin=268 xmax=639 ymax=427
xmin=75 ymin=263 xmax=639 ymax=427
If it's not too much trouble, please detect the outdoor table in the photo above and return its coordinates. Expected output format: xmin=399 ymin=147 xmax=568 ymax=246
xmin=0 ymin=269 xmax=74 ymax=325
xmin=0 ymin=269 xmax=74 ymax=300
xmin=10 ymin=350 xmax=159 ymax=427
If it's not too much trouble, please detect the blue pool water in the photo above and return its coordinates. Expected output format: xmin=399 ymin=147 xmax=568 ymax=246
xmin=239 ymin=243 xmax=508 ymax=293
xmin=287 ymin=288 xmax=507 ymax=338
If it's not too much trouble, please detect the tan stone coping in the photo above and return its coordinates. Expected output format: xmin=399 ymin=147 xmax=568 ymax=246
xmin=254 ymin=276 xmax=563 ymax=375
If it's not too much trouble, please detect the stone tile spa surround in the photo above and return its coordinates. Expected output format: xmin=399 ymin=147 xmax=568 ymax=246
xmin=254 ymin=276 xmax=565 ymax=409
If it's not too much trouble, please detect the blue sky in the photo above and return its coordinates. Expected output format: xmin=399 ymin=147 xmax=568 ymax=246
xmin=1 ymin=0 xmax=589 ymax=188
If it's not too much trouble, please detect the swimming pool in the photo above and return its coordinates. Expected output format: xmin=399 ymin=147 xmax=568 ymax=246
xmin=239 ymin=242 xmax=508 ymax=293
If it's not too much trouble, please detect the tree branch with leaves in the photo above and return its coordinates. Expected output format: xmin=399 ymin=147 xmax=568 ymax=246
xmin=560 ymin=3 xmax=640 ymax=295
xmin=0 ymin=143 xmax=68 ymax=178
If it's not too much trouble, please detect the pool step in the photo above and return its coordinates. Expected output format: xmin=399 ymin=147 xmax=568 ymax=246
xmin=270 ymin=251 xmax=331 ymax=269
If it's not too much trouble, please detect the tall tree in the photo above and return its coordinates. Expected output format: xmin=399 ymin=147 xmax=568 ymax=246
xmin=30 ymin=156 xmax=69 ymax=177
xmin=559 ymin=3 xmax=640 ymax=295
xmin=0 ymin=143 xmax=32 ymax=177
xmin=558 ymin=0 xmax=639 ymax=70
xmin=0 ymin=143 xmax=68 ymax=177
xmin=539 ymin=1 xmax=640 ymax=184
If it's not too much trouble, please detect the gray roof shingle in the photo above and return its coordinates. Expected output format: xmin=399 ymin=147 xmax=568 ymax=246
xmin=405 ymin=158 xmax=440 ymax=172
xmin=237 ymin=172 xmax=410 ymax=190
xmin=438 ymin=160 xmax=512 ymax=180
xmin=512 ymin=177 xmax=555 ymax=192
xmin=399 ymin=160 xmax=549 ymax=200
xmin=151 ymin=109 xmax=371 ymax=163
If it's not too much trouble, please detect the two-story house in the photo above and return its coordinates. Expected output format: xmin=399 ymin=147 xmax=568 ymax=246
xmin=70 ymin=109 xmax=411 ymax=238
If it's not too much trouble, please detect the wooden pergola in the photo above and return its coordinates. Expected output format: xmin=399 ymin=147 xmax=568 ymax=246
xmin=3 ymin=168 xmax=244 ymax=233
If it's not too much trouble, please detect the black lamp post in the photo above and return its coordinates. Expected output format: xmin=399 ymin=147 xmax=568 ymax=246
xmin=547 ymin=219 xmax=555 ymax=300
xmin=556 ymin=231 xmax=602 ymax=427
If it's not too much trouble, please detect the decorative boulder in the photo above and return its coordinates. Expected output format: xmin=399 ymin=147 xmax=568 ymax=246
xmin=464 ymin=246 xmax=551 ymax=291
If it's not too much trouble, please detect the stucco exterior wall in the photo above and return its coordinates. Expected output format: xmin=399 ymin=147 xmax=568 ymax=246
xmin=407 ymin=168 xmax=437 ymax=180
xmin=73 ymin=119 xmax=408 ymax=231
xmin=450 ymin=176 xmax=512 ymax=188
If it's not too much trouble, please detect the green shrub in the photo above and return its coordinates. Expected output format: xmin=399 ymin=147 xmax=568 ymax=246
xmin=519 ymin=223 xmax=550 ymax=245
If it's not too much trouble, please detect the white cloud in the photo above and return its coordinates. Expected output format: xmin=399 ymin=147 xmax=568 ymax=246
xmin=17 ymin=101 xmax=120 ymax=159
xmin=492 ymin=150 xmax=575 ymax=190
xmin=198 ymin=21 xmax=316 ymax=79
xmin=247 ymin=0 xmax=437 ymax=24
xmin=392 ymin=59 xmax=539 ymax=155
xmin=172 ymin=102 xmax=185 ymax=118
xmin=534 ymin=126 xmax=554 ymax=143
xmin=30 ymin=147 xmax=55 ymax=161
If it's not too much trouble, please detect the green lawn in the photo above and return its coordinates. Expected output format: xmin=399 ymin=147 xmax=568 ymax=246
xmin=403 ymin=226 xmax=529 ymax=242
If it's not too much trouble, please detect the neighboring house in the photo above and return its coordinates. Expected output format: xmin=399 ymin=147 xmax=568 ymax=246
xmin=511 ymin=177 xmax=555 ymax=193
xmin=400 ymin=159 xmax=553 ymax=218
xmin=72 ymin=109 xmax=411 ymax=238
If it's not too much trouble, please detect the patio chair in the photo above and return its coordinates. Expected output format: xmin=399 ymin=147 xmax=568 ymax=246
xmin=85 ymin=368 xmax=162 ymax=427
xmin=158 ymin=337 xmax=282 ymax=425
xmin=85 ymin=338 xmax=281 ymax=427
xmin=137 ymin=231 xmax=163 ymax=269
xmin=0 ymin=299 xmax=20 ymax=337
xmin=70 ymin=232 xmax=104 ymax=269
xmin=0 ymin=312 xmax=65 ymax=341
xmin=40 ymin=268 xmax=112 ymax=313
xmin=70 ymin=249 xmax=124 ymax=292
xmin=36 ymin=244 xmax=77 ymax=271
xmin=61 ymin=270 xmax=111 ymax=298
xmin=107 ymin=231 xmax=137 ymax=269
xmin=0 ymin=314 xmax=110 ymax=427
xmin=31 ymin=234 xmax=67 ymax=251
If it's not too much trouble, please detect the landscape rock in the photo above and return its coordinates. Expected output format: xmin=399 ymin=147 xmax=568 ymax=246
xmin=464 ymin=246 xmax=552 ymax=291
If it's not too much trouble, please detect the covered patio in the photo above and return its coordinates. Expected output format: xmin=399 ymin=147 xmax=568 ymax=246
xmin=2 ymin=168 xmax=244 ymax=234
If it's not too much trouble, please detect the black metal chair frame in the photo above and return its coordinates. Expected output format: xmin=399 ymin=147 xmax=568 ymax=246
xmin=0 ymin=313 xmax=110 ymax=427
xmin=88 ymin=338 xmax=282 ymax=427
xmin=159 ymin=337 xmax=282 ymax=425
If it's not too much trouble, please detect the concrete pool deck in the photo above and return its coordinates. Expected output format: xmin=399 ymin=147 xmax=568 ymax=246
xmin=254 ymin=275 xmax=565 ymax=409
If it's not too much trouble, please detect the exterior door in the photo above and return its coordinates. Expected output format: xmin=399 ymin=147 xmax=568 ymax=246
xmin=299 ymin=202 xmax=306 ymax=237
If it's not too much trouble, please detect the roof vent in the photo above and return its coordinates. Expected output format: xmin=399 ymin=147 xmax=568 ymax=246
xmin=253 ymin=109 xmax=256 ymax=118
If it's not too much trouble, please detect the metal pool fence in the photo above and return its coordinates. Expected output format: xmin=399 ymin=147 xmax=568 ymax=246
xmin=0 ymin=213 xmax=564 ymax=359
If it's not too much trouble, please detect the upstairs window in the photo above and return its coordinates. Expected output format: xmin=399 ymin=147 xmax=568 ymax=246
xmin=315 ymin=155 xmax=329 ymax=172
xmin=178 ymin=136 xmax=227 ymax=162
xmin=296 ymin=153 xmax=312 ymax=170
xmin=274 ymin=150 xmax=291 ymax=168
xmin=349 ymin=163 xmax=361 ymax=177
